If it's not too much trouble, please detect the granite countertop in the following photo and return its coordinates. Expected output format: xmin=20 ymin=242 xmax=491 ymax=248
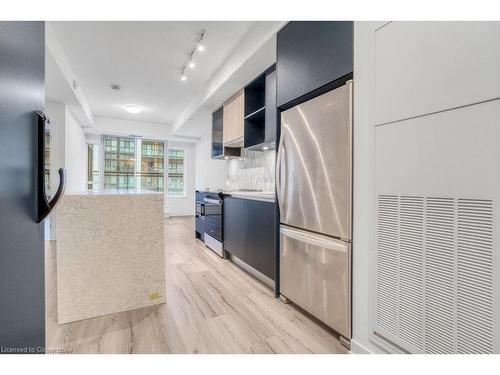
xmin=66 ymin=189 xmax=163 ymax=196
xmin=223 ymin=190 xmax=275 ymax=202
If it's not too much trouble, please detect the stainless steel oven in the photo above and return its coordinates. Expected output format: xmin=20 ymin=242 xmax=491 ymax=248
xmin=204 ymin=194 xmax=224 ymax=257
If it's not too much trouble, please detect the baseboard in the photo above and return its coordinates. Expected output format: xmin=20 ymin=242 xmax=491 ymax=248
xmin=350 ymin=335 xmax=397 ymax=354
xmin=350 ymin=339 xmax=372 ymax=354
xmin=168 ymin=213 xmax=194 ymax=217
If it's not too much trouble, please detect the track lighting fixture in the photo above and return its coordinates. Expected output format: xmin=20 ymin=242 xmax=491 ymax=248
xmin=179 ymin=30 xmax=205 ymax=81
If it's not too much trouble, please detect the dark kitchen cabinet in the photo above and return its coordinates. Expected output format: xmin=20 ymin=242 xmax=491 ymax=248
xmin=211 ymin=107 xmax=223 ymax=158
xmin=244 ymin=66 xmax=277 ymax=150
xmin=223 ymin=196 xmax=275 ymax=280
xmin=276 ymin=21 xmax=353 ymax=108
xmin=211 ymin=106 xmax=241 ymax=159
xmin=264 ymin=68 xmax=277 ymax=146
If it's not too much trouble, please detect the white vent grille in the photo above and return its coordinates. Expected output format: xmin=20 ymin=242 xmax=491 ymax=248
xmin=398 ymin=196 xmax=424 ymax=350
xmin=376 ymin=195 xmax=399 ymax=335
xmin=425 ymin=197 xmax=456 ymax=354
xmin=457 ymin=199 xmax=493 ymax=354
xmin=375 ymin=195 xmax=494 ymax=354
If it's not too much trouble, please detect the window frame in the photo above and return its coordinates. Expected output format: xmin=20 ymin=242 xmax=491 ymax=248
xmin=99 ymin=135 xmax=167 ymax=193
xmin=167 ymin=147 xmax=186 ymax=199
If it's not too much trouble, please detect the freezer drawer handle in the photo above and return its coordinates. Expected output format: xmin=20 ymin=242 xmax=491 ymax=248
xmin=280 ymin=227 xmax=348 ymax=253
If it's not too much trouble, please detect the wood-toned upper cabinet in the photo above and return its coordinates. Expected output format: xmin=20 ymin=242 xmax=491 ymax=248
xmin=223 ymin=89 xmax=245 ymax=147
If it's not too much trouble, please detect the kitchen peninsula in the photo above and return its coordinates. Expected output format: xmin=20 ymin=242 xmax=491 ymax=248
xmin=55 ymin=189 xmax=165 ymax=324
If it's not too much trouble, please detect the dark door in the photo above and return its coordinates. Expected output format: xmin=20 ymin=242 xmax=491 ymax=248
xmin=0 ymin=22 xmax=45 ymax=353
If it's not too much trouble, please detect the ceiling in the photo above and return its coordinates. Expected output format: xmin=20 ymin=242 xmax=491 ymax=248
xmin=49 ymin=21 xmax=255 ymax=125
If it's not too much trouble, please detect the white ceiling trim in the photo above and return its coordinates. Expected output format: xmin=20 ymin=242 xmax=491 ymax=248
xmin=45 ymin=23 xmax=94 ymax=127
xmin=85 ymin=116 xmax=200 ymax=143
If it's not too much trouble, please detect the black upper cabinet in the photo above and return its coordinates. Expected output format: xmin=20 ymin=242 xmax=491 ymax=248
xmin=243 ymin=73 xmax=266 ymax=149
xmin=244 ymin=66 xmax=277 ymax=150
xmin=211 ymin=107 xmax=223 ymax=158
xmin=276 ymin=21 xmax=353 ymax=108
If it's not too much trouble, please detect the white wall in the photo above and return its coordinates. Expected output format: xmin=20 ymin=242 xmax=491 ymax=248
xmin=45 ymin=101 xmax=66 ymax=196
xmin=46 ymin=101 xmax=88 ymax=194
xmin=45 ymin=101 xmax=88 ymax=239
xmin=194 ymin=123 xmax=227 ymax=191
xmin=352 ymin=21 xmax=388 ymax=354
xmin=352 ymin=21 xmax=500 ymax=354
xmin=167 ymin=142 xmax=196 ymax=216
xmin=64 ymin=111 xmax=87 ymax=193
xmin=91 ymin=117 xmax=173 ymax=140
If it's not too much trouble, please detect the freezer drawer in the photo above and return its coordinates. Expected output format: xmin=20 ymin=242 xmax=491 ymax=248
xmin=280 ymin=225 xmax=351 ymax=338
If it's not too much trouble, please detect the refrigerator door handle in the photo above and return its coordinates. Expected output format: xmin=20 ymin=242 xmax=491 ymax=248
xmin=275 ymin=127 xmax=285 ymax=215
xmin=36 ymin=111 xmax=67 ymax=223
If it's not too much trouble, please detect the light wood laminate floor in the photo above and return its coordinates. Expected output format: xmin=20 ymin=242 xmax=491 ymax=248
xmin=45 ymin=216 xmax=348 ymax=354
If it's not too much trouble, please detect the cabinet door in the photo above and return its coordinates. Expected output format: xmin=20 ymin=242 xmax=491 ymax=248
xmin=211 ymin=108 xmax=223 ymax=158
xmin=223 ymin=197 xmax=275 ymax=280
xmin=223 ymin=90 xmax=245 ymax=146
xmin=277 ymin=21 xmax=353 ymax=108
xmin=264 ymin=69 xmax=277 ymax=145
xmin=223 ymin=101 xmax=232 ymax=144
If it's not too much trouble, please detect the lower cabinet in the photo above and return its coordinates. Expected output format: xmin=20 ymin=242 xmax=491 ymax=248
xmin=223 ymin=196 xmax=275 ymax=280
xmin=195 ymin=217 xmax=204 ymax=240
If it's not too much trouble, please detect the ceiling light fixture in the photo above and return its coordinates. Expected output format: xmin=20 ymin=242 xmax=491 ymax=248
xmin=124 ymin=105 xmax=142 ymax=114
xmin=179 ymin=30 xmax=205 ymax=81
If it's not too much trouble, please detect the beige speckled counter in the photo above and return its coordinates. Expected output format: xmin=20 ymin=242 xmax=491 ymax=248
xmin=55 ymin=189 xmax=165 ymax=324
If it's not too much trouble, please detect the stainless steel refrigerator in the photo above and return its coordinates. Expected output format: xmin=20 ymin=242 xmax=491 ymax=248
xmin=276 ymin=80 xmax=352 ymax=344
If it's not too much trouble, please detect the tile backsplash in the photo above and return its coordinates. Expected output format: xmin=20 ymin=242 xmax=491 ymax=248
xmin=226 ymin=149 xmax=276 ymax=192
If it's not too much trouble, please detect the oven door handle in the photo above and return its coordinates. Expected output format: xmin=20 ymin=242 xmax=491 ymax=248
xmin=204 ymin=198 xmax=221 ymax=204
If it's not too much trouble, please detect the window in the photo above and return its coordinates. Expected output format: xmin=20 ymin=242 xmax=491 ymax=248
xmin=101 ymin=136 xmax=166 ymax=192
xmin=87 ymin=144 xmax=100 ymax=190
xmin=168 ymin=149 xmax=185 ymax=197
xmin=103 ymin=136 xmax=136 ymax=189
xmin=139 ymin=140 xmax=164 ymax=192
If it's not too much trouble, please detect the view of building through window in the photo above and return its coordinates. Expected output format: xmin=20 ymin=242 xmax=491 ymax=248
xmin=101 ymin=136 xmax=166 ymax=192
xmin=168 ymin=149 xmax=185 ymax=197
xmin=140 ymin=140 xmax=164 ymax=191
xmin=104 ymin=136 xmax=136 ymax=189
